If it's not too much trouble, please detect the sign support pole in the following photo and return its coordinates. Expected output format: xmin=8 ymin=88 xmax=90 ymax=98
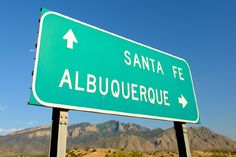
xmin=174 ymin=122 xmax=191 ymax=157
xmin=49 ymin=108 xmax=69 ymax=157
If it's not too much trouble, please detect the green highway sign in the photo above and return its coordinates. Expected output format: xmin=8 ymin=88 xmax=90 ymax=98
xmin=30 ymin=9 xmax=199 ymax=123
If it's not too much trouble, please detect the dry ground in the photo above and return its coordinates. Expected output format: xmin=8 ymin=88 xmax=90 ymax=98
xmin=66 ymin=147 xmax=236 ymax=157
xmin=5 ymin=148 xmax=236 ymax=157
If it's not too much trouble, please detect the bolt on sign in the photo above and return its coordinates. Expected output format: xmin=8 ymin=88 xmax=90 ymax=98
xmin=30 ymin=8 xmax=200 ymax=123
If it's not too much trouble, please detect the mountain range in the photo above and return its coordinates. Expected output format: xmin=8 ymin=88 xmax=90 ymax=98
xmin=0 ymin=120 xmax=235 ymax=156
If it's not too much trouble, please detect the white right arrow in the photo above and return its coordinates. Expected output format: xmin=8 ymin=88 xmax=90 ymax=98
xmin=178 ymin=94 xmax=188 ymax=108
xmin=63 ymin=29 xmax=78 ymax=49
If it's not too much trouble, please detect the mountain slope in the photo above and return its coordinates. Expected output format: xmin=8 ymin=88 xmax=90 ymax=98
xmin=0 ymin=120 xmax=235 ymax=156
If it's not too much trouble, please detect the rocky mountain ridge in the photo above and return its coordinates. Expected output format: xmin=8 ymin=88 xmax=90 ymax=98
xmin=0 ymin=120 xmax=235 ymax=156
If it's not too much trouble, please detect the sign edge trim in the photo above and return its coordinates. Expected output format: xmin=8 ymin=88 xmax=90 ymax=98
xmin=32 ymin=11 xmax=200 ymax=123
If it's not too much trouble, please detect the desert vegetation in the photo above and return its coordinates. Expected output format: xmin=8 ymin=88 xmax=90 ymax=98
xmin=3 ymin=149 xmax=236 ymax=157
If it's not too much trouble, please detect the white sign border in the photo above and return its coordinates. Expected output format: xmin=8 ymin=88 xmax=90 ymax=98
xmin=32 ymin=10 xmax=200 ymax=124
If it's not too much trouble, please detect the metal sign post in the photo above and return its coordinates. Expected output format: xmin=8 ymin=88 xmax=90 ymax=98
xmin=174 ymin=122 xmax=191 ymax=157
xmin=49 ymin=108 xmax=69 ymax=157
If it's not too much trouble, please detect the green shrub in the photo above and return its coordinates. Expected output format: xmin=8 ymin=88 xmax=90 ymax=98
xmin=211 ymin=152 xmax=227 ymax=157
xmin=131 ymin=151 xmax=144 ymax=157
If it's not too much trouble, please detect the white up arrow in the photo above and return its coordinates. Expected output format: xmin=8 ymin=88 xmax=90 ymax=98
xmin=178 ymin=94 xmax=188 ymax=108
xmin=63 ymin=29 xmax=78 ymax=49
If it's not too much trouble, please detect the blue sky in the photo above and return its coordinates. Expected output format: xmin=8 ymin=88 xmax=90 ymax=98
xmin=0 ymin=0 xmax=236 ymax=140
